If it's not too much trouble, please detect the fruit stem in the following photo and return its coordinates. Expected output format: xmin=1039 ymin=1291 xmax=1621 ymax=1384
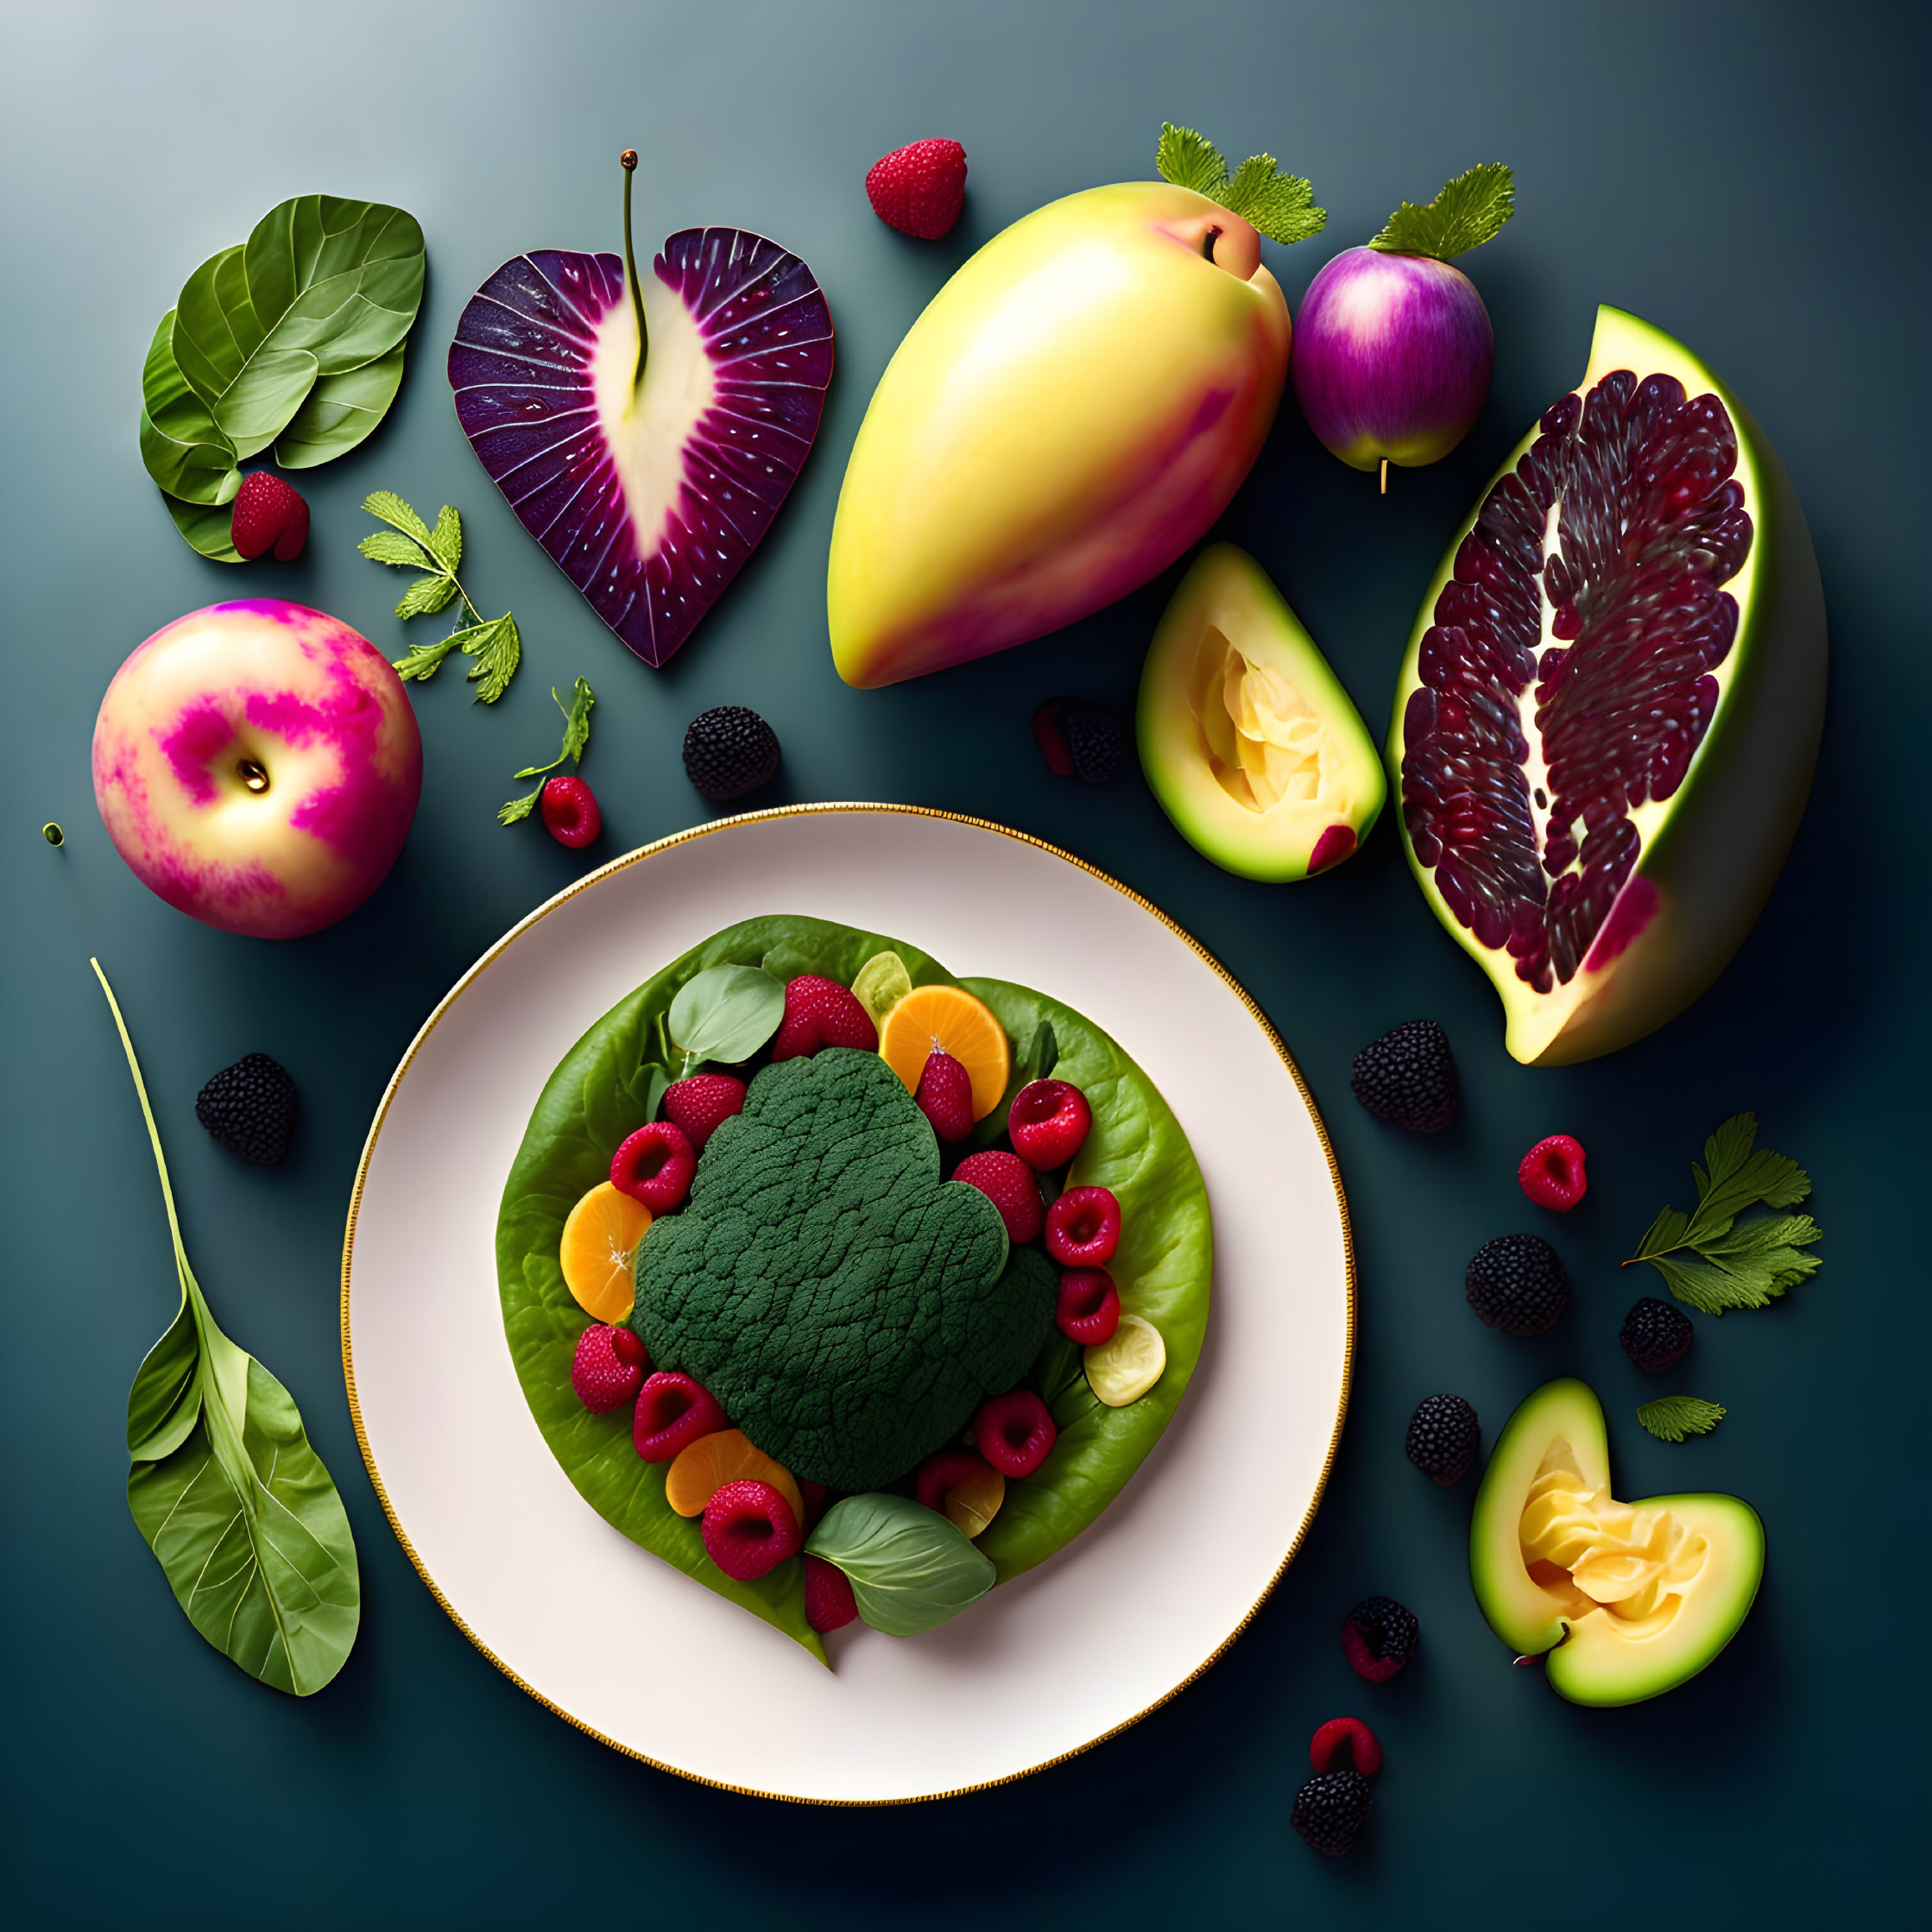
xmin=1380 ymin=458 xmax=1388 ymax=496
xmin=620 ymin=148 xmax=649 ymax=392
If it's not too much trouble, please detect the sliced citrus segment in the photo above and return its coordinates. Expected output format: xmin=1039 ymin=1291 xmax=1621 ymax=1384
xmin=559 ymin=1180 xmax=652 ymax=1323
xmin=850 ymin=949 xmax=913 ymax=1030
xmin=943 ymin=1461 xmax=1005 ymax=1538
xmin=664 ymin=1427 xmax=805 ymax=1527
xmin=1085 ymin=1314 xmax=1166 ymax=1407
xmin=878 ymin=983 xmax=1011 ymax=1121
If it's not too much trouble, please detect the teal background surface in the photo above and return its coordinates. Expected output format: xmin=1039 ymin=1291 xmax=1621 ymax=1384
xmin=4 ymin=0 xmax=1926 ymax=1921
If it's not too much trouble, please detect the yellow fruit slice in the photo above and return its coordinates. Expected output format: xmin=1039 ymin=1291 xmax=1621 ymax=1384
xmin=851 ymin=950 xmax=914 ymax=1030
xmin=559 ymin=1181 xmax=653 ymax=1324
xmin=1085 ymin=1314 xmax=1166 ymax=1407
xmin=878 ymin=983 xmax=1011 ymax=1121
xmin=664 ymin=1428 xmax=805 ymax=1526
xmin=941 ymin=1462 xmax=1006 ymax=1538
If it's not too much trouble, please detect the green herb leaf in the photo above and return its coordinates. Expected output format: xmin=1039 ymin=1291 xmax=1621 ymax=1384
xmin=454 ymin=613 xmax=521 ymax=703
xmin=393 ymin=573 xmax=459 ymax=621
xmin=93 ymin=960 xmax=360 ymax=1696
xmin=1636 ymin=1395 xmax=1727 ymax=1443
xmin=159 ymin=489 xmax=245 ymax=564
xmin=391 ymin=630 xmax=464 ymax=683
xmin=806 ymin=1493 xmax=996 ymax=1636
xmin=500 ymin=679 xmax=597 ymax=825
xmin=1627 ymin=1113 xmax=1821 ymax=1314
xmin=357 ymin=528 xmax=434 ymax=569
xmin=362 ymin=489 xmax=432 ymax=545
xmin=426 ymin=503 xmax=462 ymax=573
xmin=496 ymin=785 xmax=542 ymax=826
xmin=139 ymin=313 xmax=241 ymax=505
xmin=1155 ymin=123 xmax=1325 ymax=246
xmin=1155 ymin=123 xmax=1229 ymax=198
xmin=667 ymin=963 xmax=787 ymax=1069
xmin=1369 ymin=161 xmax=1515 ymax=260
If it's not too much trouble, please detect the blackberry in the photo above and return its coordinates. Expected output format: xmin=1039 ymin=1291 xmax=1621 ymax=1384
xmin=1405 ymin=1392 xmax=1481 ymax=1485
xmin=1341 ymin=1594 xmax=1418 ymax=1683
xmin=683 ymin=706 xmax=780 ymax=802
xmin=1291 ymin=1767 xmax=1373 ymax=1856
xmin=194 ymin=1053 xmax=298 ymax=1166
xmin=1350 ymin=1019 xmax=1457 ymax=1133
xmin=1620 ymin=1297 xmax=1694 ymax=1373
xmin=1465 ymin=1233 xmax=1567 ymax=1335
xmin=1032 ymin=696 xmax=1127 ymax=784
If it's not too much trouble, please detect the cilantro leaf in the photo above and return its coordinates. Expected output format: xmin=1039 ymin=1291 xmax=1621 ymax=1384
xmin=390 ymin=631 xmax=464 ymax=683
xmin=394 ymin=572 xmax=459 ymax=621
xmin=1370 ymin=162 xmax=1514 ymax=260
xmin=357 ymin=528 xmax=433 ymax=569
xmin=500 ymin=678 xmax=597 ymax=826
xmin=361 ymin=489 xmax=432 ymax=544
xmin=496 ymin=785 xmax=541 ymax=826
xmin=453 ymin=613 xmax=521 ymax=704
xmin=426 ymin=503 xmax=462 ymax=574
xmin=1636 ymin=1396 xmax=1727 ymax=1444
xmin=1627 ymin=1113 xmax=1821 ymax=1315
xmin=1154 ymin=122 xmax=1326 ymax=247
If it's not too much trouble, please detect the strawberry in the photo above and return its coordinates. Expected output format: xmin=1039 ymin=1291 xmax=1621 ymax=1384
xmin=865 ymin=138 xmax=968 ymax=240
xmin=570 ymin=1323 xmax=648 ymax=1413
xmin=1518 ymin=1133 xmax=1588 ymax=1211
xmin=952 ymin=1150 xmax=1043 ymax=1244
xmin=770 ymin=974 xmax=877 ymax=1060
xmin=230 ymin=472 xmax=309 ymax=561
xmin=914 ymin=1049 xmax=975 ymax=1143
xmin=540 ymin=774 xmax=601 ymax=849
xmin=804 ymin=1552 xmax=857 ymax=1632
xmin=610 ymin=1120 xmax=696 ymax=1212
xmin=662 ymin=1073 xmax=747 ymax=1152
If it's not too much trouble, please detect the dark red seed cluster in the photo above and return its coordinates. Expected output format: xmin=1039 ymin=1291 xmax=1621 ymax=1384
xmin=1399 ymin=370 xmax=1753 ymax=992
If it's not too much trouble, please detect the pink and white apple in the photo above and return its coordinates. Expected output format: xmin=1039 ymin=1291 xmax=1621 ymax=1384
xmin=92 ymin=600 xmax=422 ymax=939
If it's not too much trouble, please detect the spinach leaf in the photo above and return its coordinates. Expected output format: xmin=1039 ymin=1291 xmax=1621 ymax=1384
xmin=495 ymin=916 xmax=1211 ymax=1652
xmin=806 ymin=1494 xmax=994 ymax=1636
xmin=139 ymin=313 xmax=242 ymax=506
xmin=95 ymin=963 xmax=360 ymax=1696
xmin=667 ymin=963 xmax=786 ymax=1070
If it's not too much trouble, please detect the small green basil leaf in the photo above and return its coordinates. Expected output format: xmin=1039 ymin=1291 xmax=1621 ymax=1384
xmin=805 ymin=1493 xmax=994 ymax=1636
xmin=668 ymin=963 xmax=786 ymax=1067
xmin=125 ymin=1291 xmax=202 ymax=1462
xmin=1030 ymin=1020 xmax=1059 ymax=1082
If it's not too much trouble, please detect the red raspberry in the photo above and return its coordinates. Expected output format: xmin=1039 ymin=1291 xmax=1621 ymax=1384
xmin=540 ymin=774 xmax=601 ymax=849
xmin=632 ymin=1371 xmax=725 ymax=1462
xmin=1007 ymin=1078 xmax=1092 ymax=1170
xmin=972 ymin=1388 xmax=1057 ymax=1478
xmin=803 ymin=1553 xmax=857 ymax=1632
xmin=230 ymin=471 xmax=309 ymax=560
xmin=1045 ymin=1185 xmax=1120 ymax=1266
xmin=952 ymin=1150 xmax=1043 ymax=1243
xmin=610 ymin=1120 xmax=695 ymax=1211
xmin=702 ymin=1478 xmax=801 ymax=1582
xmin=914 ymin=1448 xmax=995 ymax=1514
xmin=770 ymin=974 xmax=878 ymax=1060
xmin=661 ymin=1073 xmax=746 ymax=1152
xmin=1518 ymin=1133 xmax=1588 ymax=1211
xmin=570 ymin=1323 xmax=648 ymax=1413
xmin=864 ymin=137 xmax=967 ymax=240
xmin=915 ymin=1050 xmax=975 ymax=1143
xmin=1032 ymin=700 xmax=1075 ymax=777
xmin=1055 ymin=1267 xmax=1120 ymax=1346
xmin=1309 ymin=1717 xmax=1381 ymax=1777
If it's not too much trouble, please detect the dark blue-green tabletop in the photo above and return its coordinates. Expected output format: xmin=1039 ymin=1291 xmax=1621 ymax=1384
xmin=5 ymin=2 xmax=1924 ymax=1922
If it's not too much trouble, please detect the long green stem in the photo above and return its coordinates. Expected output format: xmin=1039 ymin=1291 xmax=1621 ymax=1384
xmin=92 ymin=958 xmax=193 ymax=1293
xmin=621 ymin=148 xmax=649 ymax=391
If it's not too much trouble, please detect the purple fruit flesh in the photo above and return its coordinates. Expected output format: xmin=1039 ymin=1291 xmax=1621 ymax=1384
xmin=1291 ymin=248 xmax=1493 ymax=470
xmin=1400 ymin=369 xmax=1751 ymax=995
xmin=448 ymin=170 xmax=832 ymax=669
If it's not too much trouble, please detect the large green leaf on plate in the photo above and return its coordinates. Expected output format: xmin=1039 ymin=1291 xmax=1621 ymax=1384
xmin=496 ymin=914 xmax=1211 ymax=1656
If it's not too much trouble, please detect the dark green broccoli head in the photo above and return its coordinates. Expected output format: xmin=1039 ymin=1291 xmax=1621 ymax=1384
xmin=632 ymin=1047 xmax=1056 ymax=1490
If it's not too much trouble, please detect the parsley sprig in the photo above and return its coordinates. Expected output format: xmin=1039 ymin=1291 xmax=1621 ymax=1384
xmin=1636 ymin=1396 xmax=1727 ymax=1444
xmin=358 ymin=491 xmax=522 ymax=703
xmin=1155 ymin=123 xmax=1326 ymax=245
xmin=1626 ymin=1114 xmax=1822 ymax=1315
xmin=1369 ymin=162 xmax=1515 ymax=261
xmin=499 ymin=679 xmax=596 ymax=826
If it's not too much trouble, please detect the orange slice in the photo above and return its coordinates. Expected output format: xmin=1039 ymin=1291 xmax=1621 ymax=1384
xmin=878 ymin=984 xmax=1011 ymax=1121
xmin=559 ymin=1181 xmax=652 ymax=1323
xmin=664 ymin=1428 xmax=805 ymax=1526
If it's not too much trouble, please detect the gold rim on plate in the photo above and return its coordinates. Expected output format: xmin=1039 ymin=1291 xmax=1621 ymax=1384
xmin=339 ymin=801 xmax=1356 ymax=1805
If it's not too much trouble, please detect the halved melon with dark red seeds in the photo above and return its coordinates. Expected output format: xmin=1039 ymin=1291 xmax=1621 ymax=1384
xmin=1390 ymin=306 xmax=1825 ymax=1065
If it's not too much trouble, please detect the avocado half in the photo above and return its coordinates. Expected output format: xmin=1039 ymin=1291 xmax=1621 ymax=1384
xmin=1471 ymin=1377 xmax=1765 ymax=1707
xmin=1138 ymin=543 xmax=1385 ymax=881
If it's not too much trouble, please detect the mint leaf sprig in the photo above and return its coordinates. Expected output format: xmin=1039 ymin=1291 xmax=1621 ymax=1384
xmin=1626 ymin=1113 xmax=1822 ymax=1316
xmin=1369 ymin=162 xmax=1514 ymax=261
xmin=1637 ymin=1396 xmax=1727 ymax=1444
xmin=1155 ymin=123 xmax=1326 ymax=245
xmin=358 ymin=491 xmax=522 ymax=703
xmin=499 ymin=678 xmax=597 ymax=826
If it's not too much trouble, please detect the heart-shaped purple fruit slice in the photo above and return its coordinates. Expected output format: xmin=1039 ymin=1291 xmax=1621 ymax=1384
xmin=448 ymin=156 xmax=832 ymax=669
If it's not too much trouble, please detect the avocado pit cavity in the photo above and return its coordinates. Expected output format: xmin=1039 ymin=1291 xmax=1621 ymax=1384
xmin=1520 ymin=1439 xmax=1710 ymax=1635
xmin=1190 ymin=625 xmax=1351 ymax=819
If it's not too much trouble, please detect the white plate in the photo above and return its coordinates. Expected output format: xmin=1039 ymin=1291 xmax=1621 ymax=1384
xmin=342 ymin=805 xmax=1353 ymax=1803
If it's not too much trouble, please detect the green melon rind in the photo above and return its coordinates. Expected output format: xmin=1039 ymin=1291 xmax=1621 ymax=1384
xmin=494 ymin=916 xmax=1211 ymax=1656
xmin=1138 ymin=541 xmax=1387 ymax=881
xmin=1386 ymin=304 xmax=1828 ymax=1066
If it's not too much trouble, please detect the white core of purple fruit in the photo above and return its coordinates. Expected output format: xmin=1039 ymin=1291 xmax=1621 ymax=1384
xmin=588 ymin=269 xmax=718 ymax=564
